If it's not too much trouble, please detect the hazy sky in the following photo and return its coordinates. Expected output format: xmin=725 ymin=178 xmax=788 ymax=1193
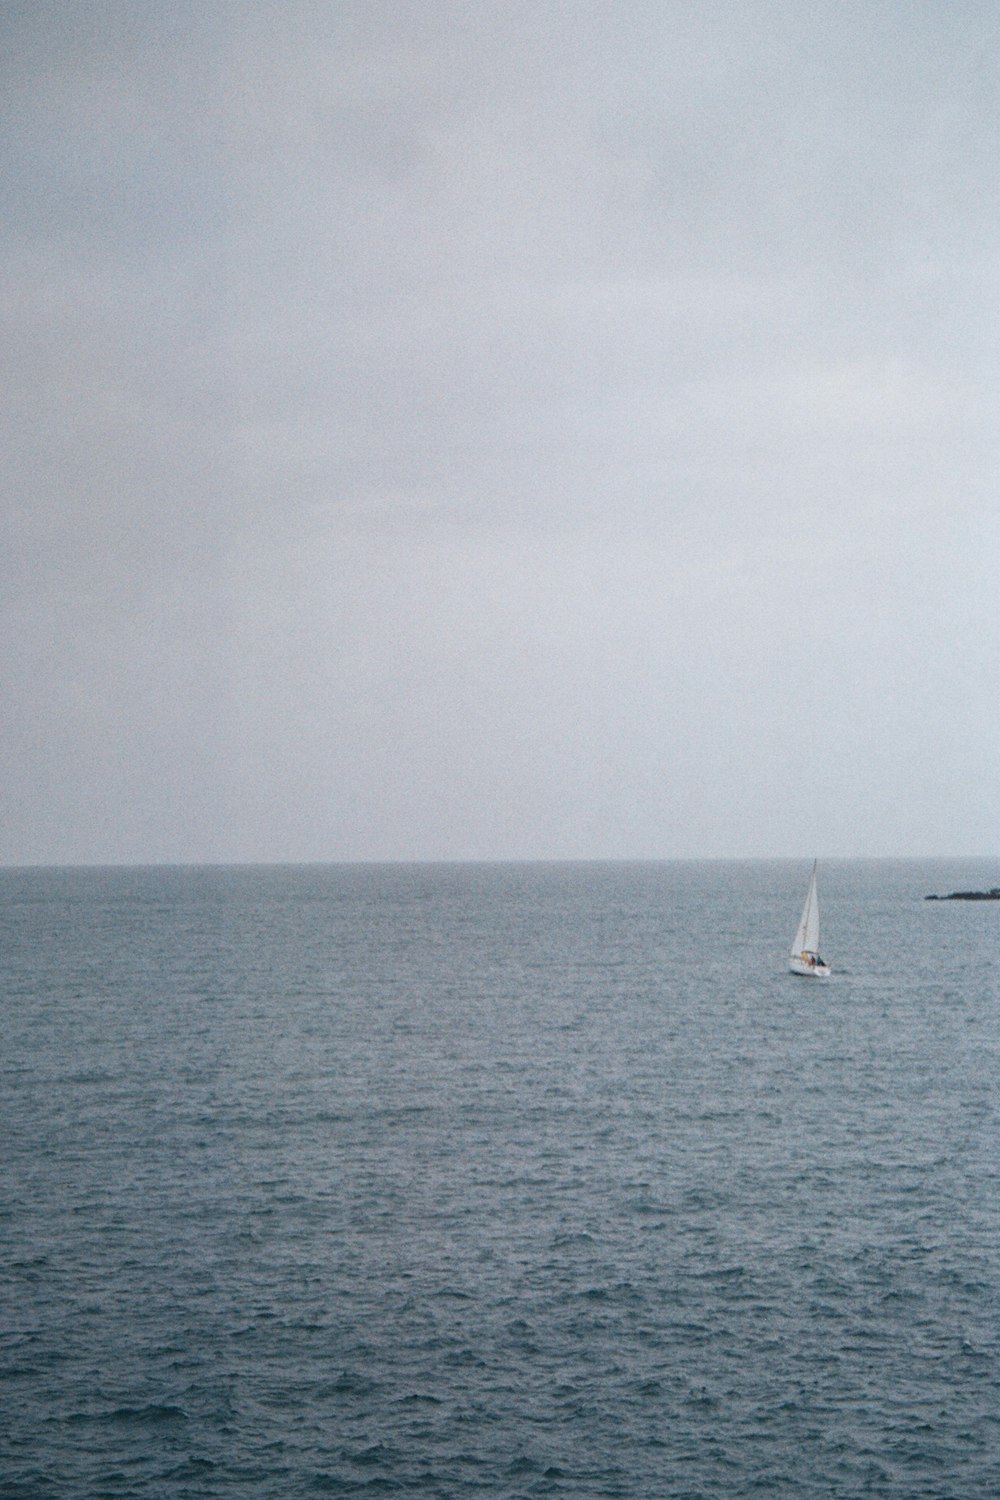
xmin=3 ymin=1 xmax=997 ymax=864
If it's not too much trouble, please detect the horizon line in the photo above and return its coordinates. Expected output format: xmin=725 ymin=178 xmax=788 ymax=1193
xmin=1 ymin=853 xmax=997 ymax=873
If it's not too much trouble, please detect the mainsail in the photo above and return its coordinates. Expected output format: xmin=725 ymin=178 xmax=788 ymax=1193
xmin=791 ymin=861 xmax=821 ymax=959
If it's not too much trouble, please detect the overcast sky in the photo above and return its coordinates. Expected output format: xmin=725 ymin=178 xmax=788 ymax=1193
xmin=2 ymin=1 xmax=997 ymax=864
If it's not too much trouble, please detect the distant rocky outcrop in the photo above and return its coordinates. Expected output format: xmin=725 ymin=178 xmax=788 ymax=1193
xmin=925 ymin=888 xmax=1000 ymax=901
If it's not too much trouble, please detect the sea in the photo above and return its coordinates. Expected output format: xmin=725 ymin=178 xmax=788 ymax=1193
xmin=1 ymin=858 xmax=998 ymax=1499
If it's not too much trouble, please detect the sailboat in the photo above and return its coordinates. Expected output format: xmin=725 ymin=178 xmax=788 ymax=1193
xmin=789 ymin=861 xmax=830 ymax=976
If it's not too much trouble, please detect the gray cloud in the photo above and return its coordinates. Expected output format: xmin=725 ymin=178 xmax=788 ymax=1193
xmin=2 ymin=1 xmax=997 ymax=862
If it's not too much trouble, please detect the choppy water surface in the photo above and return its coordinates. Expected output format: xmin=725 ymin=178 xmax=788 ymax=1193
xmin=2 ymin=859 xmax=998 ymax=1497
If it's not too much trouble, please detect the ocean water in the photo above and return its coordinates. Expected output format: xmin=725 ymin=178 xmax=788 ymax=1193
xmin=1 ymin=858 xmax=998 ymax=1499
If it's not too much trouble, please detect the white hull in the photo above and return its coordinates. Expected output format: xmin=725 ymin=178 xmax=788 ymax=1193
xmin=790 ymin=955 xmax=830 ymax=977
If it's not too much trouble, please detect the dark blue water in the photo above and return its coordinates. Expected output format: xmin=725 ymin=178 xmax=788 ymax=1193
xmin=2 ymin=859 xmax=998 ymax=1497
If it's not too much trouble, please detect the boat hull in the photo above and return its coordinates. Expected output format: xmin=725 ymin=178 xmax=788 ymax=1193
xmin=789 ymin=956 xmax=830 ymax=977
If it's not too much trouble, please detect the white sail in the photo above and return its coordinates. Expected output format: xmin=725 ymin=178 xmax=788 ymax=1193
xmin=791 ymin=862 xmax=821 ymax=958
